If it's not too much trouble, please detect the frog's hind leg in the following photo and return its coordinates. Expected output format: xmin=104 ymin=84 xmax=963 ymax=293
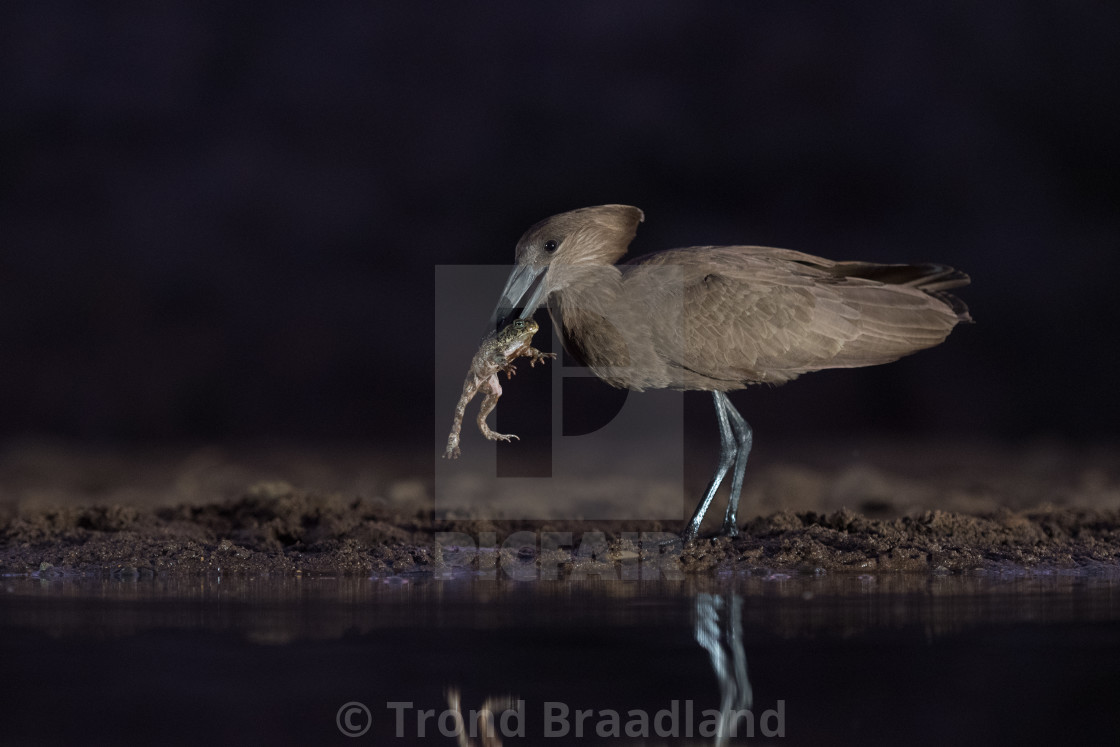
xmin=445 ymin=377 xmax=482 ymax=459
xmin=476 ymin=376 xmax=519 ymax=443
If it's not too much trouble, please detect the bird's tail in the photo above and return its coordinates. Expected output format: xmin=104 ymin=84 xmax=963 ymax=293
xmin=830 ymin=261 xmax=972 ymax=322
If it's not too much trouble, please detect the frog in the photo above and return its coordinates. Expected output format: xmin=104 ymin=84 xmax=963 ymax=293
xmin=444 ymin=318 xmax=556 ymax=459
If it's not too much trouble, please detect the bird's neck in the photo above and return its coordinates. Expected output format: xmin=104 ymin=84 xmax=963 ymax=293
xmin=546 ymin=265 xmax=633 ymax=376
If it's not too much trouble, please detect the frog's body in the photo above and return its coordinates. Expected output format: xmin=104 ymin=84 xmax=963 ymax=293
xmin=444 ymin=318 xmax=556 ymax=459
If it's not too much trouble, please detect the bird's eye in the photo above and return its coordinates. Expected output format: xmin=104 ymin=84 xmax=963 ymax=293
xmin=543 ymin=240 xmax=558 ymax=252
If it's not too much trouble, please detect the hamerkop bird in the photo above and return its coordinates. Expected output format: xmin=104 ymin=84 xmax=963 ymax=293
xmin=490 ymin=205 xmax=970 ymax=542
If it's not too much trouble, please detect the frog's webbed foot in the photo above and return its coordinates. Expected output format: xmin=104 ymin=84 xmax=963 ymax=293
xmin=528 ymin=348 xmax=557 ymax=367
xmin=443 ymin=434 xmax=461 ymax=459
xmin=479 ymin=406 xmax=519 ymax=443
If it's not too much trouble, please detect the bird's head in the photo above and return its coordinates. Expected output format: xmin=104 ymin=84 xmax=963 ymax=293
xmin=490 ymin=205 xmax=644 ymax=332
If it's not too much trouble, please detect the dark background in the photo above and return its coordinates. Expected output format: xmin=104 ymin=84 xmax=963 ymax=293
xmin=3 ymin=2 xmax=1118 ymax=448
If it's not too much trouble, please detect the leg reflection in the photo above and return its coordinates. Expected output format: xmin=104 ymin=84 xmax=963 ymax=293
xmin=695 ymin=593 xmax=752 ymax=745
xmin=445 ymin=688 xmax=518 ymax=747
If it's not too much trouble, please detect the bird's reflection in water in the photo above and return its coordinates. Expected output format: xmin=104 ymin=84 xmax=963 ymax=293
xmin=443 ymin=593 xmax=755 ymax=746
xmin=445 ymin=688 xmax=518 ymax=747
xmin=695 ymin=593 xmax=752 ymax=746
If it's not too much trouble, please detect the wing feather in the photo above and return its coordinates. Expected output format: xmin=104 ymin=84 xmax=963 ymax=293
xmin=625 ymin=245 xmax=966 ymax=387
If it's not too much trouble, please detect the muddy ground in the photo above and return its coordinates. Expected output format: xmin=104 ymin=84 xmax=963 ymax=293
xmin=2 ymin=438 xmax=1118 ymax=578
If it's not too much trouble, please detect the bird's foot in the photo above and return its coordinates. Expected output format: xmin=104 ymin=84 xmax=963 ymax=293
xmin=484 ymin=432 xmax=520 ymax=443
xmin=679 ymin=523 xmax=738 ymax=544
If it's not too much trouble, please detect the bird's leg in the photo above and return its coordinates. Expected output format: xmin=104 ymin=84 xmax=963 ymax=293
xmin=683 ymin=392 xmax=737 ymax=543
xmin=719 ymin=395 xmax=753 ymax=537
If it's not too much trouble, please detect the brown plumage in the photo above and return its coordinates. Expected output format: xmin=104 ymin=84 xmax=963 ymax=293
xmin=489 ymin=205 xmax=969 ymax=541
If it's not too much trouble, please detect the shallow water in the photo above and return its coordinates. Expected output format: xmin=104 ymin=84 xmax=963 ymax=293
xmin=3 ymin=570 xmax=1119 ymax=745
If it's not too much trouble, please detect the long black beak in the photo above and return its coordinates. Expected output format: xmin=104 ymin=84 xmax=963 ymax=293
xmin=489 ymin=263 xmax=548 ymax=333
